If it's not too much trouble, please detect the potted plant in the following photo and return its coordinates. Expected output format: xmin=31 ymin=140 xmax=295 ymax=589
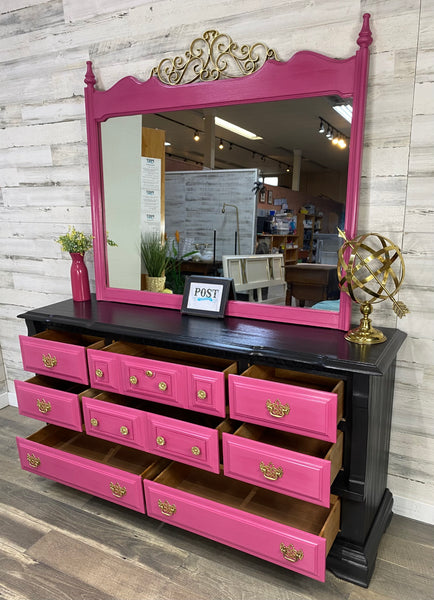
xmin=56 ymin=226 xmax=116 ymax=301
xmin=140 ymin=233 xmax=170 ymax=292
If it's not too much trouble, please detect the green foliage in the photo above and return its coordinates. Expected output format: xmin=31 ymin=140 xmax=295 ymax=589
xmin=165 ymin=238 xmax=196 ymax=294
xmin=140 ymin=233 xmax=170 ymax=277
xmin=56 ymin=227 xmax=93 ymax=255
xmin=56 ymin=226 xmax=117 ymax=255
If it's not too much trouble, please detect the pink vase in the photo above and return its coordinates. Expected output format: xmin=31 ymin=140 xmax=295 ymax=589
xmin=69 ymin=252 xmax=91 ymax=301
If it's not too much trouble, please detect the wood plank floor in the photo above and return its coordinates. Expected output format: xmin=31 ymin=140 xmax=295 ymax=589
xmin=1 ymin=406 xmax=433 ymax=600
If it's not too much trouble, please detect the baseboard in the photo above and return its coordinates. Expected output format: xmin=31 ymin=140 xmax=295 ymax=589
xmin=7 ymin=390 xmax=17 ymax=407
xmin=393 ymin=494 xmax=434 ymax=525
xmin=0 ymin=392 xmax=9 ymax=409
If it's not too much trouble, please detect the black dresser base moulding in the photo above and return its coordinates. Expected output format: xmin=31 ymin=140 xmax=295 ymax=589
xmin=17 ymin=296 xmax=406 ymax=587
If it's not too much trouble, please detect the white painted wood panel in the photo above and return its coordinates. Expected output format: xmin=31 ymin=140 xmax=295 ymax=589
xmin=0 ymin=0 xmax=432 ymax=526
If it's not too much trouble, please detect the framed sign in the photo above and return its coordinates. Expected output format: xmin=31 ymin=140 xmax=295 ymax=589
xmin=181 ymin=276 xmax=234 ymax=318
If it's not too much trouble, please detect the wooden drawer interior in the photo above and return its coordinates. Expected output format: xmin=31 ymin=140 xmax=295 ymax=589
xmin=233 ymin=423 xmax=343 ymax=483
xmin=23 ymin=375 xmax=88 ymax=395
xmin=101 ymin=341 xmax=238 ymax=374
xmin=33 ymin=329 xmax=104 ymax=349
xmin=153 ymin=462 xmax=340 ymax=551
xmin=241 ymin=365 xmax=344 ymax=421
xmin=27 ymin=424 xmax=167 ymax=477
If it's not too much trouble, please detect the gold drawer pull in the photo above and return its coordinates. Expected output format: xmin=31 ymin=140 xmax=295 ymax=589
xmin=191 ymin=446 xmax=201 ymax=456
xmin=42 ymin=353 xmax=57 ymax=368
xmin=146 ymin=370 xmax=153 ymax=378
xmin=156 ymin=436 xmax=166 ymax=446
xmin=158 ymin=381 xmax=168 ymax=391
xmin=158 ymin=499 xmax=176 ymax=516
xmin=95 ymin=368 xmax=104 ymax=378
xmin=260 ymin=461 xmax=283 ymax=481
xmin=129 ymin=375 xmax=138 ymax=385
xmin=90 ymin=418 xmax=99 ymax=427
xmin=280 ymin=543 xmax=304 ymax=563
xmin=36 ymin=398 xmax=51 ymax=414
xmin=110 ymin=482 xmax=127 ymax=498
xmin=197 ymin=389 xmax=207 ymax=400
xmin=266 ymin=399 xmax=290 ymax=418
xmin=120 ymin=426 xmax=129 ymax=436
xmin=27 ymin=453 xmax=41 ymax=468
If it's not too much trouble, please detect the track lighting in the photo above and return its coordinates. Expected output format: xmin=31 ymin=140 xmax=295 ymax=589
xmin=318 ymin=117 xmax=348 ymax=150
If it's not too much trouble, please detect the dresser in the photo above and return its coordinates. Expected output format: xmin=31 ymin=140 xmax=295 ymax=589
xmin=14 ymin=296 xmax=406 ymax=587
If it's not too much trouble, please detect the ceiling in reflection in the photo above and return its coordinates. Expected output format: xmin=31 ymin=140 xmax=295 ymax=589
xmin=141 ymin=96 xmax=351 ymax=178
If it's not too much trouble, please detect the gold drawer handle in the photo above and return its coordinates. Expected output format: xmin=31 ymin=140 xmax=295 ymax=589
xmin=42 ymin=353 xmax=57 ymax=368
xmin=90 ymin=418 xmax=99 ymax=427
xmin=158 ymin=381 xmax=168 ymax=391
xmin=27 ymin=453 xmax=41 ymax=468
xmin=120 ymin=426 xmax=129 ymax=436
xmin=280 ymin=543 xmax=304 ymax=563
xmin=191 ymin=446 xmax=201 ymax=456
xmin=197 ymin=389 xmax=207 ymax=400
xmin=36 ymin=398 xmax=51 ymax=414
xmin=110 ymin=482 xmax=127 ymax=498
xmin=129 ymin=375 xmax=138 ymax=385
xmin=266 ymin=399 xmax=290 ymax=418
xmin=156 ymin=436 xmax=166 ymax=446
xmin=95 ymin=368 xmax=103 ymax=378
xmin=260 ymin=461 xmax=283 ymax=481
xmin=158 ymin=499 xmax=176 ymax=516
xmin=146 ymin=370 xmax=153 ymax=378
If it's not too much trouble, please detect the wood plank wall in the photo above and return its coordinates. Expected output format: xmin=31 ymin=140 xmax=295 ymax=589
xmin=0 ymin=0 xmax=432 ymax=524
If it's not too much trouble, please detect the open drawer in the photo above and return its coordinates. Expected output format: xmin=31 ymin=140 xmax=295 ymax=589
xmin=19 ymin=330 xmax=104 ymax=384
xmin=81 ymin=391 xmax=235 ymax=473
xmin=144 ymin=463 xmax=340 ymax=582
xmin=223 ymin=424 xmax=343 ymax=507
xmin=229 ymin=366 xmax=344 ymax=442
xmin=14 ymin=375 xmax=88 ymax=431
xmin=16 ymin=425 xmax=168 ymax=513
xmin=87 ymin=341 xmax=237 ymax=416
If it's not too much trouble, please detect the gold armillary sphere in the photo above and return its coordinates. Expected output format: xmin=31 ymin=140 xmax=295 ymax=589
xmin=337 ymin=229 xmax=409 ymax=344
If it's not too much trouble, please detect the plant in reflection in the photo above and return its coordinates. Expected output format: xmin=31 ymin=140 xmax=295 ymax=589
xmin=140 ymin=233 xmax=170 ymax=277
xmin=165 ymin=230 xmax=196 ymax=294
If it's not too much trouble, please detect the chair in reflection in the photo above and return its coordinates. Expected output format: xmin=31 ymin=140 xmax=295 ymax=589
xmin=222 ymin=254 xmax=286 ymax=305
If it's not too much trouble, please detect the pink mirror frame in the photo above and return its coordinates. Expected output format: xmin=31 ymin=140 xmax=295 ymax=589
xmin=84 ymin=14 xmax=372 ymax=330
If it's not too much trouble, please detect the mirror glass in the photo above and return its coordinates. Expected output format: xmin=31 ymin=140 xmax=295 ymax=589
xmin=101 ymin=96 xmax=351 ymax=310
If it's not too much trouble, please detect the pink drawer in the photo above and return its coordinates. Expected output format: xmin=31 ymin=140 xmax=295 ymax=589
xmin=16 ymin=425 xmax=167 ymax=513
xmin=144 ymin=463 xmax=340 ymax=582
xmin=87 ymin=349 xmax=123 ymax=393
xmin=120 ymin=354 xmax=185 ymax=406
xmin=14 ymin=376 xmax=84 ymax=431
xmin=88 ymin=342 xmax=235 ymax=416
xmin=19 ymin=330 xmax=104 ymax=384
xmin=222 ymin=425 xmax=343 ymax=507
xmin=229 ymin=366 xmax=344 ymax=443
xmin=82 ymin=393 xmax=148 ymax=451
xmin=186 ymin=367 xmax=227 ymax=417
xmin=145 ymin=412 xmax=228 ymax=473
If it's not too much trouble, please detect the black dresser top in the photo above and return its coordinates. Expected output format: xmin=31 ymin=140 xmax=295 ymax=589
xmin=19 ymin=296 xmax=407 ymax=376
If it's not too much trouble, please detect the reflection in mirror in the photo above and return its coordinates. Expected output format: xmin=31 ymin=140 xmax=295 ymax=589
xmin=101 ymin=96 xmax=351 ymax=310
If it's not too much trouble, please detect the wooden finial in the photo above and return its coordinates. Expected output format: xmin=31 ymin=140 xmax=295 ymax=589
xmin=84 ymin=61 xmax=96 ymax=88
xmin=357 ymin=13 xmax=373 ymax=49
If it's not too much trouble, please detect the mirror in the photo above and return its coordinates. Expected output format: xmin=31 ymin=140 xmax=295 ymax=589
xmin=85 ymin=14 xmax=372 ymax=330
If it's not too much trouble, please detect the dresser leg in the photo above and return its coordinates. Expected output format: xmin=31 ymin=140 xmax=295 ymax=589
xmin=326 ymin=489 xmax=393 ymax=587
